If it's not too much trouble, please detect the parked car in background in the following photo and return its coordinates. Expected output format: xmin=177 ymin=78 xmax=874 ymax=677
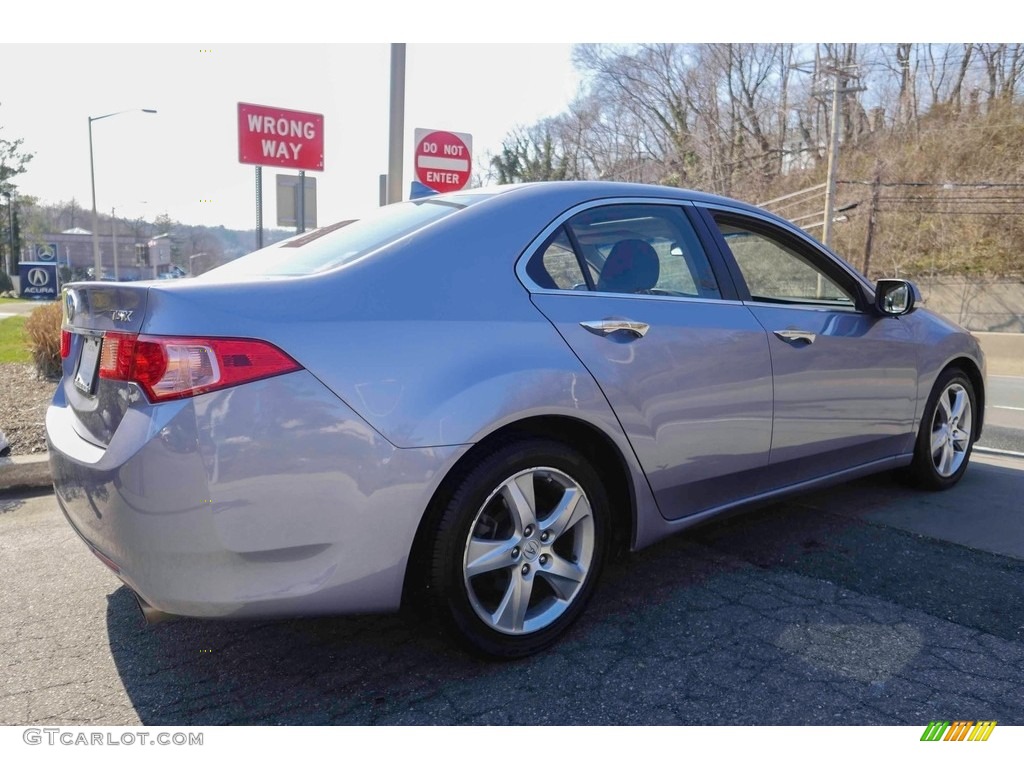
xmin=47 ymin=182 xmax=984 ymax=657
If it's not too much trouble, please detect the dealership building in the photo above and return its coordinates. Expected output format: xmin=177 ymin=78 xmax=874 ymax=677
xmin=26 ymin=228 xmax=173 ymax=280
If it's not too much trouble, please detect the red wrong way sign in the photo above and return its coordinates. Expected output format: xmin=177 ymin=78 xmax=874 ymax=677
xmin=238 ymin=102 xmax=324 ymax=171
xmin=415 ymin=129 xmax=472 ymax=193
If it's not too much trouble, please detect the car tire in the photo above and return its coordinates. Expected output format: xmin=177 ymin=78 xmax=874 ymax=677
xmin=907 ymin=368 xmax=977 ymax=490
xmin=426 ymin=438 xmax=609 ymax=659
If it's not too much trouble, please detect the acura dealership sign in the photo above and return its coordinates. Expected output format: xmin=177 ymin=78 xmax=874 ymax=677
xmin=19 ymin=262 xmax=58 ymax=300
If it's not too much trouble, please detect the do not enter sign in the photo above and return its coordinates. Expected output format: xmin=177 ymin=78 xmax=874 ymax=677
xmin=415 ymin=129 xmax=472 ymax=194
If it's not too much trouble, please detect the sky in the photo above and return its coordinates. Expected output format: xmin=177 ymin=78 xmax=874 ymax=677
xmin=2 ymin=1 xmax=1004 ymax=233
xmin=1 ymin=44 xmax=582 ymax=230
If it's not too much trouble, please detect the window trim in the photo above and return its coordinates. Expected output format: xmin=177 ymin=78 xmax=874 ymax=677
xmin=515 ymin=197 xmax=741 ymax=303
xmin=562 ymin=223 xmax=596 ymax=291
xmin=693 ymin=204 xmax=874 ymax=313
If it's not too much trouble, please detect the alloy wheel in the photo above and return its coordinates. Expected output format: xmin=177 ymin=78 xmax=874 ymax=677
xmin=930 ymin=381 xmax=973 ymax=478
xmin=462 ymin=466 xmax=595 ymax=635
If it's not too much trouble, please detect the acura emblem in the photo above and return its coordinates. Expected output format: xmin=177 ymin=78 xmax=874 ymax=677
xmin=27 ymin=268 xmax=49 ymax=287
xmin=65 ymin=291 xmax=78 ymax=322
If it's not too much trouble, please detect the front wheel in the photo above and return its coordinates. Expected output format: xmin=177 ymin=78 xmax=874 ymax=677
xmin=907 ymin=368 xmax=977 ymax=490
xmin=427 ymin=439 xmax=609 ymax=658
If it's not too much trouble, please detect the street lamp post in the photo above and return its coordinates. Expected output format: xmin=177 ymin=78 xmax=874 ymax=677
xmin=3 ymin=191 xmax=13 ymax=278
xmin=89 ymin=108 xmax=156 ymax=279
xmin=111 ymin=207 xmax=118 ymax=282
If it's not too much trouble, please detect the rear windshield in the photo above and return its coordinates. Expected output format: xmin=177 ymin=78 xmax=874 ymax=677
xmin=202 ymin=196 xmax=484 ymax=278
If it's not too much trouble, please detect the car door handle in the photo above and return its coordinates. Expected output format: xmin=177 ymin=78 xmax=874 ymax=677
xmin=580 ymin=319 xmax=650 ymax=338
xmin=773 ymin=329 xmax=817 ymax=344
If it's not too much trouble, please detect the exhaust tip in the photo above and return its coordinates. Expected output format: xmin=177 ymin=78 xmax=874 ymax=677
xmin=132 ymin=590 xmax=177 ymax=625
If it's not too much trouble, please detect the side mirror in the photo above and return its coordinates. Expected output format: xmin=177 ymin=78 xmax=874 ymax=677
xmin=875 ymin=278 xmax=918 ymax=316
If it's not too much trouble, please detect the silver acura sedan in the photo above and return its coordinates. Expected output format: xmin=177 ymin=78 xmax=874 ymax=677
xmin=48 ymin=181 xmax=985 ymax=658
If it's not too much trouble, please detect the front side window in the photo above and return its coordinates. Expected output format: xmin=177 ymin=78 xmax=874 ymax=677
xmin=711 ymin=215 xmax=856 ymax=307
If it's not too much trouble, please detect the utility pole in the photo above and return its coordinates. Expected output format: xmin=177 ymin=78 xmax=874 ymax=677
xmin=387 ymin=44 xmax=406 ymax=205
xmin=821 ymin=69 xmax=843 ymax=249
xmin=863 ymin=162 xmax=883 ymax=277
xmin=819 ymin=62 xmax=866 ymax=249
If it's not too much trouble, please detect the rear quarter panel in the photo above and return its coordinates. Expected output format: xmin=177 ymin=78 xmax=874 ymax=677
xmin=139 ymin=185 xmax=666 ymax=547
xmin=144 ymin=187 xmax=617 ymax=448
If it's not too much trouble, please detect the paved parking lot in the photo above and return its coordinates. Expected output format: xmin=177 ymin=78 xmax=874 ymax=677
xmin=2 ymin=454 xmax=1023 ymax=726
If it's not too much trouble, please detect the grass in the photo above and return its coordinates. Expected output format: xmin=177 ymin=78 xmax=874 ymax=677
xmin=0 ymin=316 xmax=30 ymax=364
xmin=0 ymin=297 xmax=30 ymax=304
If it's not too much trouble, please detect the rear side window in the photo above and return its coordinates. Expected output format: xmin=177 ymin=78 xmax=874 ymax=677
xmin=568 ymin=204 xmax=721 ymax=298
xmin=526 ymin=228 xmax=588 ymax=290
xmin=202 ymin=198 xmax=474 ymax=279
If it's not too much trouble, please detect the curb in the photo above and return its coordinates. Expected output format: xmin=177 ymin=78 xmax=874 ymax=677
xmin=974 ymin=445 xmax=1024 ymax=460
xmin=0 ymin=453 xmax=53 ymax=493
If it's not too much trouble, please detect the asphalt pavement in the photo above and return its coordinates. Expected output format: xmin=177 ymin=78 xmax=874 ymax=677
xmin=1 ymin=327 xmax=1021 ymax=725
xmin=980 ymin=375 xmax=1024 ymax=454
xmin=0 ymin=299 xmax=46 ymax=319
xmin=2 ymin=452 xmax=1023 ymax=726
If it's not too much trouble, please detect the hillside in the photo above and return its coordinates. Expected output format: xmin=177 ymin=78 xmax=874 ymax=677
xmin=490 ymin=43 xmax=1024 ymax=280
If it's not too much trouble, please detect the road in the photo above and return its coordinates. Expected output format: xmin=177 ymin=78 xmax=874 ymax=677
xmin=979 ymin=375 xmax=1024 ymax=454
xmin=0 ymin=299 xmax=49 ymax=319
xmin=2 ymin=453 xmax=1023 ymax=726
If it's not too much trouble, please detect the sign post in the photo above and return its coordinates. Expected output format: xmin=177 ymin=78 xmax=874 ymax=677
xmin=255 ymin=166 xmax=263 ymax=250
xmin=414 ymin=129 xmax=472 ymax=195
xmin=238 ymin=103 xmax=325 ymax=247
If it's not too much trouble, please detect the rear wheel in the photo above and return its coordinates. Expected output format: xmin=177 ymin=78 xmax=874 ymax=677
xmin=427 ymin=439 xmax=609 ymax=658
xmin=907 ymin=368 xmax=977 ymax=490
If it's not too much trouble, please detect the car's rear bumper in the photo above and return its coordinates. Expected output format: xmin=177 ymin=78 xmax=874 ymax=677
xmin=47 ymin=369 xmax=462 ymax=619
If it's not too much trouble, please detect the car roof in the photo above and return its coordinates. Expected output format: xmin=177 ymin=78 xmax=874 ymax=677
xmin=440 ymin=180 xmax=770 ymax=218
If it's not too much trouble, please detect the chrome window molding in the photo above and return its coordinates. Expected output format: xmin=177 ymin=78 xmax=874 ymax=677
xmin=741 ymin=299 xmax=863 ymax=314
xmin=531 ymin=289 xmax=743 ymax=307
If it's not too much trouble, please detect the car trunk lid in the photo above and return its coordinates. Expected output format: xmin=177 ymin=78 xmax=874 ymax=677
xmin=61 ymin=283 xmax=150 ymax=447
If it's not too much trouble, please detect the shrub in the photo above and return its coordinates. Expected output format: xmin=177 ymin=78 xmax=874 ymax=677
xmin=0 ymin=270 xmax=13 ymax=295
xmin=24 ymin=301 xmax=63 ymax=380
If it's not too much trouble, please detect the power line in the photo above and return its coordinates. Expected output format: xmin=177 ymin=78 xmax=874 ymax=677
xmin=875 ymin=209 xmax=1023 ymax=215
xmin=840 ymin=180 xmax=1024 ymax=188
xmin=877 ymin=196 xmax=1024 ymax=201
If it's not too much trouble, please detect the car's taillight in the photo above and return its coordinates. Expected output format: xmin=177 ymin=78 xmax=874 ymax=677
xmin=60 ymin=329 xmax=71 ymax=359
xmin=98 ymin=333 xmax=301 ymax=402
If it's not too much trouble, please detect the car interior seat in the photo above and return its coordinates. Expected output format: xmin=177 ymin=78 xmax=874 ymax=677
xmin=596 ymin=239 xmax=660 ymax=294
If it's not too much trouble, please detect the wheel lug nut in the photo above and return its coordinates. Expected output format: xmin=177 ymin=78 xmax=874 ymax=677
xmin=512 ymin=547 xmax=520 ymax=559
xmin=540 ymin=532 xmax=549 ymax=542
xmin=524 ymin=525 xmax=534 ymax=537
xmin=539 ymin=554 xmax=548 ymax=565
xmin=521 ymin=564 xmax=530 ymax=575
